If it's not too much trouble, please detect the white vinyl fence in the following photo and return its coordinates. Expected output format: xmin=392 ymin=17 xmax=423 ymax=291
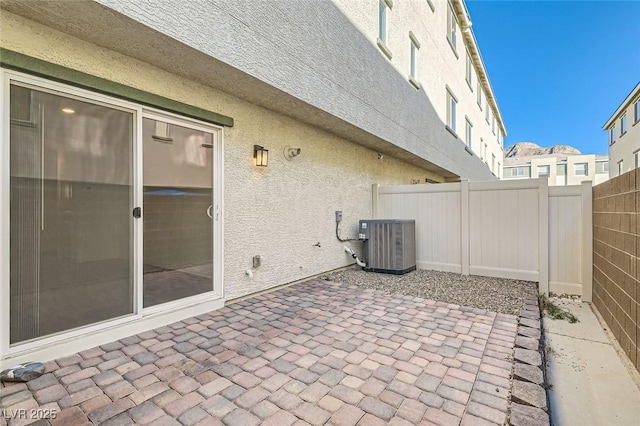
xmin=373 ymin=177 xmax=592 ymax=300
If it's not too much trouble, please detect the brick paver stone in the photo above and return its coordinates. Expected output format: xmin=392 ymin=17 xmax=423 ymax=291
xmin=358 ymin=413 xmax=387 ymax=426
xmin=177 ymin=407 xmax=209 ymax=426
xmin=424 ymin=408 xmax=461 ymax=426
xmin=509 ymin=402 xmax=550 ymax=426
xmin=164 ymin=392 xmax=205 ymax=417
xmin=33 ymin=384 xmax=68 ymax=405
xmin=104 ymin=380 xmax=136 ymax=400
xmin=49 ymin=407 xmax=90 ymax=426
xmin=198 ymin=377 xmax=232 ymax=398
xmin=222 ymin=408 xmax=260 ymax=426
xmin=269 ymin=389 xmax=303 ymax=411
xmin=127 ymin=400 xmax=165 ymax=424
xmin=250 ymin=400 xmax=280 ymax=419
xmin=397 ymin=399 xmax=427 ymax=423
xmin=87 ymin=398 xmax=135 ymax=424
xmin=26 ymin=374 xmax=58 ymax=391
xmin=358 ymin=396 xmax=396 ymax=421
xmin=330 ymin=404 xmax=366 ymax=426
xmin=201 ymin=395 xmax=236 ymax=417
xmin=466 ymin=400 xmax=507 ymax=424
xmin=235 ymin=386 xmax=270 ymax=409
xmin=293 ymin=401 xmax=331 ymax=426
xmin=58 ymin=386 xmax=104 ymax=409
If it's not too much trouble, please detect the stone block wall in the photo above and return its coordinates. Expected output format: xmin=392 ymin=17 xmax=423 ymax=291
xmin=593 ymin=168 xmax=639 ymax=371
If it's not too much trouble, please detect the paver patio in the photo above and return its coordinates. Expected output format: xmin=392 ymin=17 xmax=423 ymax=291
xmin=0 ymin=279 xmax=519 ymax=425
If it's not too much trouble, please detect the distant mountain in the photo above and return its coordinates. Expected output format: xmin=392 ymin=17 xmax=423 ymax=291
xmin=504 ymin=142 xmax=581 ymax=158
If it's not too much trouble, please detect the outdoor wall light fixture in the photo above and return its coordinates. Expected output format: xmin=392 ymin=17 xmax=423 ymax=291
xmin=254 ymin=145 xmax=269 ymax=167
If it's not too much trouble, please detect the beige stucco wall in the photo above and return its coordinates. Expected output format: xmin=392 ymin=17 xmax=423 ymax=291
xmin=1 ymin=12 xmax=441 ymax=300
xmin=333 ymin=0 xmax=505 ymax=178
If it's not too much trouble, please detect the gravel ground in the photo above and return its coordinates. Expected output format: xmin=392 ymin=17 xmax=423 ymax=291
xmin=324 ymin=267 xmax=538 ymax=315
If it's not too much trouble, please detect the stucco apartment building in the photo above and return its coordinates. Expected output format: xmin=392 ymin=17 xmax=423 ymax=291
xmin=0 ymin=0 xmax=506 ymax=367
xmin=503 ymin=154 xmax=609 ymax=186
xmin=604 ymin=82 xmax=640 ymax=177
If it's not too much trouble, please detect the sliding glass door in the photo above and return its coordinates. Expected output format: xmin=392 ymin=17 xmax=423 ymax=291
xmin=4 ymin=72 xmax=222 ymax=352
xmin=9 ymin=82 xmax=135 ymax=344
xmin=142 ymin=116 xmax=214 ymax=308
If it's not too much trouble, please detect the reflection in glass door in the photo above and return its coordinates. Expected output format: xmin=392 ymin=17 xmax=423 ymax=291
xmin=9 ymin=82 xmax=134 ymax=344
xmin=142 ymin=117 xmax=214 ymax=307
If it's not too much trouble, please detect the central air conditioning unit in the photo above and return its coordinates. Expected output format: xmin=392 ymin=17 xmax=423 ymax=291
xmin=358 ymin=219 xmax=416 ymax=274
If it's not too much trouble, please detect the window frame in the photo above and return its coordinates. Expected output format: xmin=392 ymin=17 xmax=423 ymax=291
xmin=409 ymin=31 xmax=420 ymax=89
xmin=537 ymin=165 xmax=550 ymax=176
xmin=609 ymin=126 xmax=616 ymax=145
xmin=446 ymin=88 xmax=458 ymax=135
xmin=595 ymin=161 xmax=609 ymax=174
xmin=465 ymin=117 xmax=473 ymax=149
xmin=635 ymin=100 xmax=640 ymax=124
xmin=377 ymin=0 xmax=393 ymax=59
xmin=465 ymin=53 xmax=473 ymax=90
xmin=620 ymin=114 xmax=627 ymax=136
xmin=574 ymin=162 xmax=588 ymax=176
xmin=446 ymin=3 xmax=458 ymax=56
xmin=557 ymin=163 xmax=567 ymax=176
xmin=617 ymin=160 xmax=624 ymax=176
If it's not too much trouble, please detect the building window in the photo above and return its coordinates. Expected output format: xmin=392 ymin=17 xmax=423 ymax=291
xmin=557 ymin=164 xmax=567 ymax=176
xmin=617 ymin=160 xmax=624 ymax=176
xmin=466 ymin=54 xmax=473 ymax=89
xmin=446 ymin=89 xmax=457 ymax=133
xmin=492 ymin=154 xmax=496 ymax=173
xmin=635 ymin=150 xmax=639 ymax=169
xmin=409 ymin=32 xmax=420 ymax=87
xmin=609 ymin=126 xmax=616 ymax=145
xmin=497 ymin=162 xmax=501 ymax=178
xmin=537 ymin=165 xmax=550 ymax=176
xmin=483 ymin=141 xmax=487 ymax=160
xmin=620 ymin=114 xmax=627 ymax=136
xmin=595 ymin=161 xmax=609 ymax=174
xmin=377 ymin=0 xmax=393 ymax=58
xmin=477 ymin=82 xmax=482 ymax=108
xmin=465 ymin=118 xmax=473 ymax=148
xmin=447 ymin=3 xmax=458 ymax=54
xmin=635 ymin=100 xmax=640 ymax=123
xmin=511 ymin=166 xmax=529 ymax=177
xmin=485 ymin=104 xmax=490 ymax=123
xmin=574 ymin=163 xmax=588 ymax=176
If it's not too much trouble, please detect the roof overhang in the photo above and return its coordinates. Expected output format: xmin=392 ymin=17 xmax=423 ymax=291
xmin=602 ymin=81 xmax=640 ymax=129
xmin=451 ymin=0 xmax=507 ymax=137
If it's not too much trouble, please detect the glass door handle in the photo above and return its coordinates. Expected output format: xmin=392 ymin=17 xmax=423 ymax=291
xmin=207 ymin=205 xmax=213 ymax=219
xmin=133 ymin=207 xmax=141 ymax=218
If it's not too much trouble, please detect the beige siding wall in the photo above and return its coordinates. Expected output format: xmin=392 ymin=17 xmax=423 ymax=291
xmin=608 ymin=92 xmax=640 ymax=177
xmin=1 ymin=12 xmax=440 ymax=300
xmin=334 ymin=0 xmax=504 ymax=177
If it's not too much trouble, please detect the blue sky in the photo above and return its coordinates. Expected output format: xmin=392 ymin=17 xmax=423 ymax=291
xmin=466 ymin=0 xmax=640 ymax=155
